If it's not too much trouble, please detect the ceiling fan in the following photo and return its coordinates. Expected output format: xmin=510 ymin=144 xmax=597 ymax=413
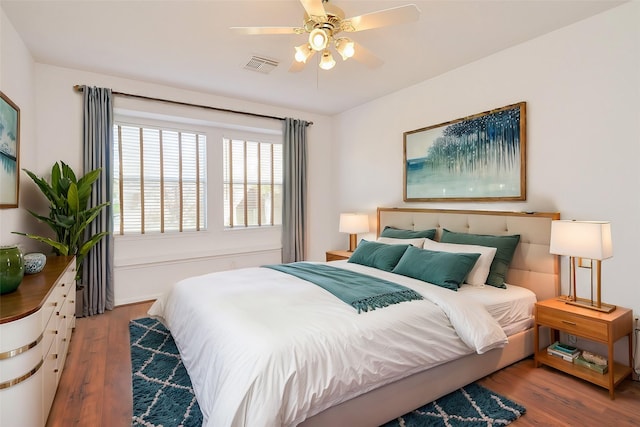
xmin=231 ymin=0 xmax=421 ymax=71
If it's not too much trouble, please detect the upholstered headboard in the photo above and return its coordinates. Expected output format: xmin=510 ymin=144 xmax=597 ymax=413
xmin=377 ymin=208 xmax=560 ymax=301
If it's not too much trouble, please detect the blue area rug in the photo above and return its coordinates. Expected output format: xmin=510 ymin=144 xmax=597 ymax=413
xmin=130 ymin=318 xmax=525 ymax=427
xmin=130 ymin=317 xmax=202 ymax=426
xmin=381 ymin=382 xmax=525 ymax=426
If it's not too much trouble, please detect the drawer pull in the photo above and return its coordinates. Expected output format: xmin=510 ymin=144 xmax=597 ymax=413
xmin=54 ymin=369 xmax=59 ymax=373
xmin=561 ymin=320 xmax=577 ymax=326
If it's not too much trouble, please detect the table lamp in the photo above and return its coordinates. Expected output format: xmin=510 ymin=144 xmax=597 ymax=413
xmin=549 ymin=220 xmax=615 ymax=312
xmin=339 ymin=213 xmax=369 ymax=252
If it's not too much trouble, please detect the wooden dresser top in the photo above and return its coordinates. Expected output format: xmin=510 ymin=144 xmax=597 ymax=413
xmin=0 ymin=256 xmax=75 ymax=324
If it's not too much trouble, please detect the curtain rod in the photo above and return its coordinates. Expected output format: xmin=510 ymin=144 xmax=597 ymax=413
xmin=73 ymin=85 xmax=313 ymax=126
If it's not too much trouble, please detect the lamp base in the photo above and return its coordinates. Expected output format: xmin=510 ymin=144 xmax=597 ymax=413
xmin=565 ymin=297 xmax=616 ymax=313
xmin=348 ymin=234 xmax=358 ymax=252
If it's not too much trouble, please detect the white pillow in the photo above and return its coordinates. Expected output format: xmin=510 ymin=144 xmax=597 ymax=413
xmin=422 ymin=238 xmax=497 ymax=286
xmin=376 ymin=236 xmax=425 ymax=248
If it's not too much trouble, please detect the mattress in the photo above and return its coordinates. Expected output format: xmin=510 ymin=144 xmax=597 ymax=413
xmin=148 ymin=261 xmax=531 ymax=426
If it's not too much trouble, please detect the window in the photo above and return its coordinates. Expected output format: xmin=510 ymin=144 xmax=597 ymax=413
xmin=113 ymin=123 xmax=207 ymax=234
xmin=223 ymin=138 xmax=282 ymax=228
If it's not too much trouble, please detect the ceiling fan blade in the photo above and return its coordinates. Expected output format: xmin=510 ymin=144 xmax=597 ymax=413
xmin=289 ymin=60 xmax=307 ymax=73
xmin=299 ymin=0 xmax=326 ymax=19
xmin=344 ymin=4 xmax=421 ymax=32
xmin=230 ymin=26 xmax=300 ymax=35
xmin=351 ymin=42 xmax=384 ymax=69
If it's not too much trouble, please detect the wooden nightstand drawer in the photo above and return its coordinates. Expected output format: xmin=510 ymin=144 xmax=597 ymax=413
xmin=536 ymin=306 xmax=608 ymax=341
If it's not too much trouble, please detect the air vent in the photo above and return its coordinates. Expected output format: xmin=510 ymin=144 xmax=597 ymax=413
xmin=244 ymin=56 xmax=279 ymax=74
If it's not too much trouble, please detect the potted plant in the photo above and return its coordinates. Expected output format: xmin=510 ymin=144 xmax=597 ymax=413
xmin=14 ymin=161 xmax=110 ymax=315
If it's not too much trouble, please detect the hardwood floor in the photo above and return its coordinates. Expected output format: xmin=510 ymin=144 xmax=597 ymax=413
xmin=47 ymin=301 xmax=153 ymax=427
xmin=47 ymin=302 xmax=640 ymax=426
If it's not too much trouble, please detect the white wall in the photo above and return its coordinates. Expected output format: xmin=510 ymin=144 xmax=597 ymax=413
xmin=332 ymin=2 xmax=640 ymax=317
xmin=0 ymin=9 xmax=38 ymax=249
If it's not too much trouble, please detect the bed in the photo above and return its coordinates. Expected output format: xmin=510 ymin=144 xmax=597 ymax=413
xmin=148 ymin=207 xmax=560 ymax=426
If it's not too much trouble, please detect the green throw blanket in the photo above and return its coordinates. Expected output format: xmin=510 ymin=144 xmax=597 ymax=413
xmin=263 ymin=262 xmax=423 ymax=313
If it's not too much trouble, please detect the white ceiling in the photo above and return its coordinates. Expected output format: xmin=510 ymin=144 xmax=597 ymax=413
xmin=2 ymin=0 xmax=625 ymax=115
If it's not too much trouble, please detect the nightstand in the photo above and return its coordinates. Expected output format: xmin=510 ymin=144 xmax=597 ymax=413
xmin=325 ymin=250 xmax=352 ymax=262
xmin=533 ymin=298 xmax=633 ymax=399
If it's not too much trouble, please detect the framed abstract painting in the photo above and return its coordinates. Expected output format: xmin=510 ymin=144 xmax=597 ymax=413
xmin=404 ymin=102 xmax=526 ymax=202
xmin=0 ymin=91 xmax=20 ymax=208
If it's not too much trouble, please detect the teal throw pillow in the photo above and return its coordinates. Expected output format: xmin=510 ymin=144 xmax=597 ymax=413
xmin=391 ymin=246 xmax=481 ymax=291
xmin=347 ymin=240 xmax=410 ymax=272
xmin=380 ymin=226 xmax=436 ymax=240
xmin=439 ymin=229 xmax=520 ymax=288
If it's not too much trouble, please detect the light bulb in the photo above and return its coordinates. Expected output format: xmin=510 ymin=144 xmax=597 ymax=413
xmin=319 ymin=50 xmax=336 ymax=70
xmin=335 ymin=38 xmax=355 ymax=60
xmin=308 ymin=28 xmax=328 ymax=51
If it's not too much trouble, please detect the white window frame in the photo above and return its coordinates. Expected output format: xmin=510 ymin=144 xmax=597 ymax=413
xmin=113 ymin=116 xmax=208 ymax=236
xmin=222 ymin=131 xmax=283 ymax=230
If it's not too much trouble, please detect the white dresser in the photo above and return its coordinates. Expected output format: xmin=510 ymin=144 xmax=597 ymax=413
xmin=0 ymin=256 xmax=76 ymax=427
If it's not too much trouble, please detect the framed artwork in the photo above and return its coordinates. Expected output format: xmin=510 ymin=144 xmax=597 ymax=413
xmin=403 ymin=102 xmax=526 ymax=202
xmin=0 ymin=91 xmax=20 ymax=208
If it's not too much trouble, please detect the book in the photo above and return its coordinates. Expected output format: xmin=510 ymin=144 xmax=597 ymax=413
xmin=547 ymin=347 xmax=580 ymax=362
xmin=548 ymin=341 xmax=579 ymax=355
xmin=574 ymin=355 xmax=608 ymax=374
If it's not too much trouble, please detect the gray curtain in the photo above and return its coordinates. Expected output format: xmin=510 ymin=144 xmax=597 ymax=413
xmin=282 ymin=118 xmax=308 ymax=263
xmin=82 ymin=86 xmax=114 ymax=316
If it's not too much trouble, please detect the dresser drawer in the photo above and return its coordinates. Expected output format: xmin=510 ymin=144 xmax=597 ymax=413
xmin=536 ymin=306 xmax=608 ymax=341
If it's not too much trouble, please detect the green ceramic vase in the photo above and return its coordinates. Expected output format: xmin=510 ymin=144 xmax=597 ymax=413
xmin=0 ymin=245 xmax=24 ymax=294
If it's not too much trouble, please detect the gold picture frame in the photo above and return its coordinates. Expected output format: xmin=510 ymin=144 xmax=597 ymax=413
xmin=404 ymin=102 xmax=526 ymax=202
xmin=0 ymin=91 xmax=20 ymax=208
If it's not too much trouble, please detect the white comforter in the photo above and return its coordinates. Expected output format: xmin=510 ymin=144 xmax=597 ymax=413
xmin=148 ymin=261 xmax=508 ymax=427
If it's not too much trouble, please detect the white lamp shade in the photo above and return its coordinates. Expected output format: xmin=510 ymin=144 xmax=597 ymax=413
xmin=339 ymin=213 xmax=369 ymax=234
xmin=549 ymin=220 xmax=612 ymax=260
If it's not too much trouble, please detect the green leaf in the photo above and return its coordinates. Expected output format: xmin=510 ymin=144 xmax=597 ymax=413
xmin=23 ymin=169 xmax=57 ymax=205
xmin=67 ymin=183 xmax=80 ymax=216
xmin=51 ymin=162 xmax=61 ymax=193
xmin=61 ymin=161 xmax=77 ymax=183
xmin=14 ymin=233 xmax=70 ymax=255
xmin=77 ymin=172 xmax=101 ymax=208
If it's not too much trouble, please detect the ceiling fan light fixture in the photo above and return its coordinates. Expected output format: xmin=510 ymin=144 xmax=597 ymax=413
xmin=335 ymin=38 xmax=355 ymax=60
xmin=319 ymin=50 xmax=336 ymax=70
xmin=309 ymin=28 xmax=329 ymax=51
xmin=294 ymin=43 xmax=313 ymax=63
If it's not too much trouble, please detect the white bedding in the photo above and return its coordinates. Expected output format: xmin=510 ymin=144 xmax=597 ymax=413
xmin=458 ymin=283 xmax=537 ymax=335
xmin=148 ymin=261 xmax=510 ymax=427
